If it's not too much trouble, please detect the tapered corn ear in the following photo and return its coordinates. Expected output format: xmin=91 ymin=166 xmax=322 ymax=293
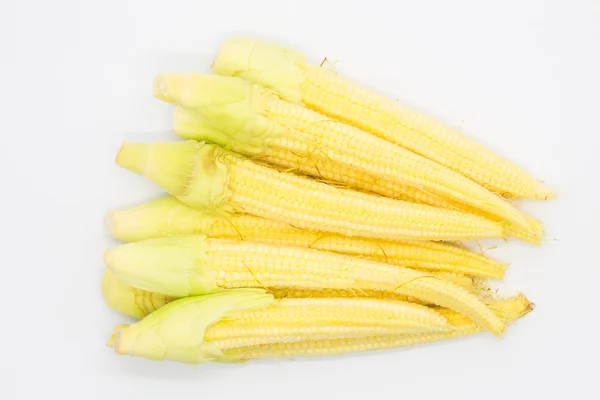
xmin=212 ymin=37 xmax=306 ymax=104
xmin=117 ymin=141 xmax=505 ymax=242
xmin=112 ymin=289 xmax=275 ymax=363
xmin=217 ymin=293 xmax=534 ymax=362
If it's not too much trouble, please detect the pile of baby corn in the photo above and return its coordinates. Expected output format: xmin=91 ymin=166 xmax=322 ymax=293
xmin=103 ymin=37 xmax=553 ymax=364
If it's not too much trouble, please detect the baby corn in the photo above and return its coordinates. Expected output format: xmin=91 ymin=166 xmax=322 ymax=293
xmin=104 ymin=235 xmax=505 ymax=335
xmin=116 ymin=140 xmax=504 ymax=242
xmin=221 ymin=294 xmax=533 ymax=361
xmin=109 ymin=290 xmax=531 ymax=363
xmin=107 ymin=196 xmax=506 ymax=279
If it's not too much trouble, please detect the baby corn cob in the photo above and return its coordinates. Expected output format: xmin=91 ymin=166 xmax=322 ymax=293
xmin=109 ymin=289 xmax=454 ymax=362
xmin=175 ymin=108 xmax=542 ymax=244
xmin=107 ymin=196 xmax=506 ymax=279
xmin=212 ymin=37 xmax=554 ymax=200
xmin=220 ymin=294 xmax=533 ymax=361
xmin=205 ymin=297 xmax=452 ymax=349
xmin=116 ymin=140 xmax=504 ymax=242
xmin=109 ymin=290 xmax=531 ymax=363
xmin=104 ymin=235 xmax=505 ymax=335
xmin=156 ymin=73 xmax=531 ymax=231
xmin=101 ymin=266 xmax=481 ymax=318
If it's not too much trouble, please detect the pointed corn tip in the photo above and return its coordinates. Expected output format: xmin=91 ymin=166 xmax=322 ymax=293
xmin=516 ymin=293 xmax=535 ymax=317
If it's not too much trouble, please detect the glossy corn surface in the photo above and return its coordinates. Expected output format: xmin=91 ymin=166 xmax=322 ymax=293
xmin=218 ymin=294 xmax=533 ymax=361
xmin=205 ymin=297 xmax=452 ymax=350
xmin=115 ymin=141 xmax=505 ymax=242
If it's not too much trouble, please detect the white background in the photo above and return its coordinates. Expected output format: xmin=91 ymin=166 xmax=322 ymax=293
xmin=0 ymin=0 xmax=594 ymax=398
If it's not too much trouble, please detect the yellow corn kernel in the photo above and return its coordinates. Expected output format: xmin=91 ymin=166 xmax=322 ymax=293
xmin=107 ymin=196 xmax=506 ymax=279
xmin=116 ymin=140 xmax=504 ymax=242
xmin=218 ymin=294 xmax=533 ymax=361
xmin=160 ymin=75 xmax=532 ymax=232
xmin=204 ymin=297 xmax=452 ymax=350
xmin=233 ymin=138 xmax=543 ymax=244
xmin=212 ymin=37 xmax=554 ymax=201
xmin=270 ymin=288 xmax=431 ymax=305
xmin=104 ymin=235 xmax=505 ymax=335
xmin=262 ymin=145 xmax=542 ymax=244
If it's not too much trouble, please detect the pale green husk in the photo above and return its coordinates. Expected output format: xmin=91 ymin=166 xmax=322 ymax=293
xmin=102 ymin=269 xmax=175 ymax=318
xmin=106 ymin=196 xmax=223 ymax=242
xmin=104 ymin=235 xmax=217 ymax=297
xmin=154 ymin=73 xmax=285 ymax=154
xmin=116 ymin=141 xmax=233 ymax=212
xmin=112 ymin=289 xmax=275 ymax=363
xmin=212 ymin=37 xmax=306 ymax=104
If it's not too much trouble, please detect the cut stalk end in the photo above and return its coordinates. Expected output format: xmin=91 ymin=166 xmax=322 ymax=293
xmin=153 ymin=72 xmax=184 ymax=105
xmin=115 ymin=142 xmax=149 ymax=178
xmin=107 ymin=324 xmax=129 ymax=348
